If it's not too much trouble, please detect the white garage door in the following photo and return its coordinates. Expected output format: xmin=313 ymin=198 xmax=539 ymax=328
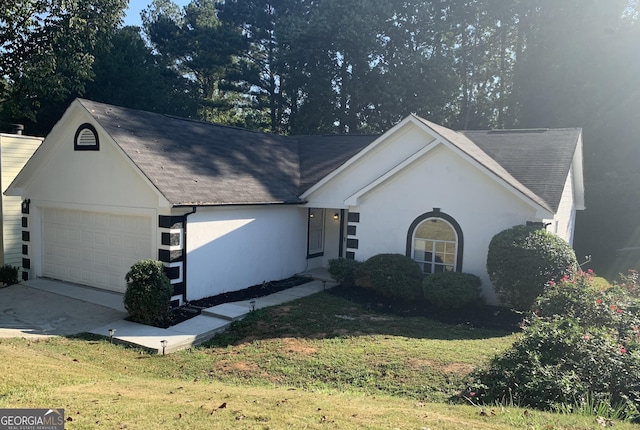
xmin=42 ymin=208 xmax=153 ymax=293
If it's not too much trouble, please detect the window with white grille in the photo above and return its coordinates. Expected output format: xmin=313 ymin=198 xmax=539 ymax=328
xmin=307 ymin=208 xmax=325 ymax=257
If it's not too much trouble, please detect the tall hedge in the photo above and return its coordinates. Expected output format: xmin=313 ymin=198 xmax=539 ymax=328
xmin=486 ymin=225 xmax=578 ymax=310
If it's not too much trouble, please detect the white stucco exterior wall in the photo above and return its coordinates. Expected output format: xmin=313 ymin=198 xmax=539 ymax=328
xmin=306 ymin=125 xmax=436 ymax=208
xmin=348 ymin=146 xmax=539 ymax=304
xmin=546 ymin=166 xmax=576 ymax=245
xmin=185 ymin=205 xmax=308 ymax=301
xmin=5 ymin=105 xmax=164 ymax=288
xmin=18 ymin=110 xmax=162 ymax=211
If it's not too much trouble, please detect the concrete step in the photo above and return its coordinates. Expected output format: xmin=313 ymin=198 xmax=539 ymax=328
xmin=202 ymin=302 xmax=252 ymax=321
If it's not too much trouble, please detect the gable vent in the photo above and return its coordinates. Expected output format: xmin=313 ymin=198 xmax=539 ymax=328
xmin=74 ymin=123 xmax=100 ymax=151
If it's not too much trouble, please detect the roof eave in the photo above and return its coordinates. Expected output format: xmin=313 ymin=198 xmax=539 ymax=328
xmin=171 ymin=199 xmax=305 ymax=208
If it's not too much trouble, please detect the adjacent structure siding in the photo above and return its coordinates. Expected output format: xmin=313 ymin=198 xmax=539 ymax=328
xmin=0 ymin=134 xmax=43 ymax=267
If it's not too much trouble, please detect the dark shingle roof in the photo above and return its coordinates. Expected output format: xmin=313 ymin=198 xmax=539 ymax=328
xmin=296 ymin=134 xmax=379 ymax=192
xmin=79 ymin=99 xmax=301 ymax=205
xmin=78 ymin=99 xmax=580 ymax=211
xmin=460 ymin=128 xmax=581 ymax=212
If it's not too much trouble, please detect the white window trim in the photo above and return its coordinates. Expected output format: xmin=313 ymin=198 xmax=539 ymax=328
xmin=308 ymin=208 xmax=325 ymax=257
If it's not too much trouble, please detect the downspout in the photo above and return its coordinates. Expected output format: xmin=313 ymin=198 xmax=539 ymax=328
xmin=181 ymin=206 xmax=197 ymax=303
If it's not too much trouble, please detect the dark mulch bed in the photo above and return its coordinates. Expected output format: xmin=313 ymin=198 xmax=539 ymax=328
xmin=329 ymin=284 xmax=524 ymax=332
xmin=164 ymin=275 xmax=313 ymax=327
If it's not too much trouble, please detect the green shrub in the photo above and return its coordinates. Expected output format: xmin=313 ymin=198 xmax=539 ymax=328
xmin=0 ymin=264 xmax=19 ymax=287
xmin=124 ymin=260 xmax=172 ymax=326
xmin=468 ymin=271 xmax=640 ymax=419
xmin=327 ymin=257 xmax=361 ymax=287
xmin=422 ymin=272 xmax=483 ymax=309
xmin=533 ymin=270 xmax=616 ymax=328
xmin=354 ymin=253 xmax=424 ymax=301
xmin=486 ymin=224 xmax=579 ymax=310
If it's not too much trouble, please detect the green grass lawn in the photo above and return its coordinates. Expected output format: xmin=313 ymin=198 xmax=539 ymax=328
xmin=1 ymin=288 xmax=638 ymax=429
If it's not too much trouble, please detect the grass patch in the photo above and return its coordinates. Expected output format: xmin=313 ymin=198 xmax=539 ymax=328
xmin=196 ymin=291 xmax=514 ymax=401
xmin=1 ymin=290 xmax=636 ymax=428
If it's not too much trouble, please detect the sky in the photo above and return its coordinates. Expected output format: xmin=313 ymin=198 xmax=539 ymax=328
xmin=122 ymin=0 xmax=191 ymax=27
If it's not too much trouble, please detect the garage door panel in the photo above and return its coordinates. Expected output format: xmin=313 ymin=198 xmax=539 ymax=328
xmin=42 ymin=208 xmax=153 ymax=293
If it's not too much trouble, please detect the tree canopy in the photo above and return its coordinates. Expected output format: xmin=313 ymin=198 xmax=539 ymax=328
xmin=0 ymin=0 xmax=638 ymax=276
xmin=0 ymin=0 xmax=128 ymax=133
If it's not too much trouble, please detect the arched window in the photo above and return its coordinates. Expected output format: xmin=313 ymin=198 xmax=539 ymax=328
xmin=406 ymin=210 xmax=463 ymax=274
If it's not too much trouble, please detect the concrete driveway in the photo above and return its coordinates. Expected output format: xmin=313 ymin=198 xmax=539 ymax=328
xmin=0 ymin=279 xmax=127 ymax=338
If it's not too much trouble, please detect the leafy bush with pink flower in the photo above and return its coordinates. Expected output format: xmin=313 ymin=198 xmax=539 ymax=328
xmin=467 ymin=270 xmax=640 ymax=420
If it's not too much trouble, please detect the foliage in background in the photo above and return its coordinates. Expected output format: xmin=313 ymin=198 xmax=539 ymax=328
xmin=327 ymin=257 xmax=362 ymax=287
xmin=422 ymin=271 xmax=483 ymax=310
xmin=83 ymin=26 xmax=197 ymax=118
xmin=487 ymin=225 xmax=579 ymax=310
xmin=141 ymin=0 xmax=254 ymax=128
xmin=0 ymin=264 xmax=19 ymax=287
xmin=354 ymin=253 xmax=424 ymax=302
xmin=1 ymin=0 xmax=639 ymax=278
xmin=469 ymin=270 xmax=640 ymax=420
xmin=124 ymin=260 xmax=172 ymax=326
xmin=0 ymin=0 xmax=127 ymax=133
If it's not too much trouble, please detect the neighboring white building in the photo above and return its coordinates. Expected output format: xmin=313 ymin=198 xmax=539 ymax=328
xmin=0 ymin=131 xmax=43 ymax=267
xmin=5 ymin=99 xmax=584 ymax=305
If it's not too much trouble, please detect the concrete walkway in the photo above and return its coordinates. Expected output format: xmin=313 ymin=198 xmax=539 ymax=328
xmin=15 ymin=269 xmax=337 ymax=354
xmin=90 ymin=279 xmax=337 ymax=354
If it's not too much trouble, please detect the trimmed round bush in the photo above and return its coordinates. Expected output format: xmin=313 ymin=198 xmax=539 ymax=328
xmin=422 ymin=272 xmax=483 ymax=309
xmin=124 ymin=260 xmax=172 ymax=326
xmin=328 ymin=257 xmax=361 ymax=287
xmin=486 ymin=225 xmax=578 ymax=310
xmin=354 ymin=253 xmax=424 ymax=301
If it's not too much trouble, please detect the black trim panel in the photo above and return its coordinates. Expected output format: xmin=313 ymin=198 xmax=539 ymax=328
xmin=161 ymin=232 xmax=181 ymax=246
xmin=172 ymin=283 xmax=185 ymax=296
xmin=164 ymin=265 xmax=181 ymax=280
xmin=158 ymin=215 xmax=184 ymax=228
xmin=347 ymin=225 xmax=357 ymax=236
xmin=158 ymin=249 xmax=183 ymax=263
xmin=22 ymin=231 xmax=30 ymax=242
xmin=346 ymin=251 xmax=355 ymax=260
xmin=348 ymin=212 xmax=360 ymax=223
xmin=346 ymin=238 xmax=359 ymax=249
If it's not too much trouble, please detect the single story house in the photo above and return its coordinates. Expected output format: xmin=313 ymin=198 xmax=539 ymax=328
xmin=6 ymin=99 xmax=584 ymax=305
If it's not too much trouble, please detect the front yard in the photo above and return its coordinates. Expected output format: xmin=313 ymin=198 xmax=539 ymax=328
xmin=0 ymin=288 xmax=636 ymax=429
